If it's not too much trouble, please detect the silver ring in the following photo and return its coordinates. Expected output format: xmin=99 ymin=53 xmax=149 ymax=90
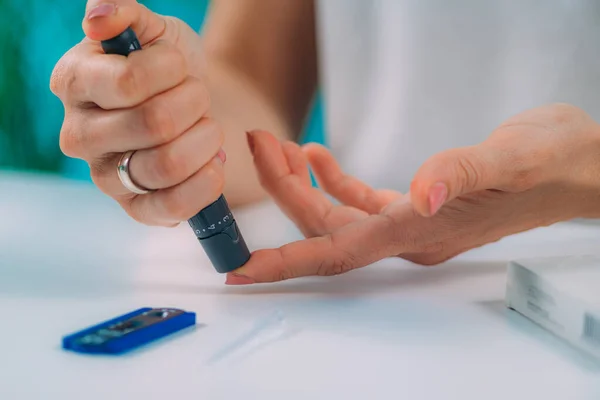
xmin=117 ymin=150 xmax=154 ymax=195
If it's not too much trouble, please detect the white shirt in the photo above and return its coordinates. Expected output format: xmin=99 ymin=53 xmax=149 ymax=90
xmin=315 ymin=0 xmax=600 ymax=192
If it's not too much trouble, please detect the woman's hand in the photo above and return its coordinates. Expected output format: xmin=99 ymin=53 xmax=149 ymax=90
xmin=51 ymin=0 xmax=225 ymax=226
xmin=226 ymin=103 xmax=600 ymax=284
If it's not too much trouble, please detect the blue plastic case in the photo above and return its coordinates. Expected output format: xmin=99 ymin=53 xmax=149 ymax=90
xmin=62 ymin=307 xmax=196 ymax=354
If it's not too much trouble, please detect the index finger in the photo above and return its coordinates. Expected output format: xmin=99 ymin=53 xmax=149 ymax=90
xmin=226 ymin=213 xmax=404 ymax=284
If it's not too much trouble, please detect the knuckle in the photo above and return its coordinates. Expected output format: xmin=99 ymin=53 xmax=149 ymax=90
xmin=59 ymin=115 xmax=95 ymax=159
xmin=275 ymin=266 xmax=292 ymax=282
xmin=275 ymin=246 xmax=297 ymax=281
xmin=547 ymin=103 xmax=583 ymax=125
xmin=58 ymin=118 xmax=79 ymax=157
xmin=454 ymin=152 xmax=483 ymax=191
xmin=49 ymin=62 xmax=67 ymax=96
xmin=50 ymin=50 xmax=78 ymax=97
xmin=152 ymin=146 xmax=186 ymax=185
xmin=503 ymin=147 xmax=546 ymax=191
xmin=160 ymin=187 xmax=190 ymax=221
xmin=327 ymin=257 xmax=356 ymax=276
xmin=315 ymin=260 xmax=329 ymax=276
xmin=165 ymin=16 xmax=188 ymax=35
xmin=59 ymin=113 xmax=100 ymax=160
xmin=114 ymin=63 xmax=146 ymax=101
xmin=511 ymin=165 xmax=541 ymax=191
xmin=159 ymin=165 xmax=224 ymax=221
xmin=316 ymin=234 xmax=357 ymax=276
xmin=141 ymin=99 xmax=177 ymax=144
xmin=58 ymin=65 xmax=80 ymax=100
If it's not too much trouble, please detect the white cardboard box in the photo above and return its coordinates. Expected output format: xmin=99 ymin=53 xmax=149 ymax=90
xmin=505 ymin=254 xmax=600 ymax=360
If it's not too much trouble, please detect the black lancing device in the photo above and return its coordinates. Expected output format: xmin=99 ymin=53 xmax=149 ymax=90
xmin=101 ymin=27 xmax=251 ymax=273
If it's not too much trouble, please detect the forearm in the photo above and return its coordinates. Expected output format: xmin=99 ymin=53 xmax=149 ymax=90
xmin=204 ymin=59 xmax=295 ymax=208
xmin=195 ymin=0 xmax=318 ymax=207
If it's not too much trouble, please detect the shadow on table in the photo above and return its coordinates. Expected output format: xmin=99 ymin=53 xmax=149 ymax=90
xmin=0 ymin=255 xmax=501 ymax=298
xmin=476 ymin=299 xmax=600 ymax=373
xmin=153 ymin=258 xmax=507 ymax=296
xmin=151 ymin=259 xmax=600 ymax=375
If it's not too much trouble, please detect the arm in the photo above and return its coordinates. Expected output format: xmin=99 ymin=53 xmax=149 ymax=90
xmin=50 ymin=0 xmax=317 ymax=226
xmin=201 ymin=0 xmax=318 ymax=206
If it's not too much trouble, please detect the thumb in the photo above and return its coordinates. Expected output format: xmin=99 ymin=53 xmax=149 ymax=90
xmin=410 ymin=144 xmax=510 ymax=217
xmin=83 ymin=0 xmax=166 ymax=44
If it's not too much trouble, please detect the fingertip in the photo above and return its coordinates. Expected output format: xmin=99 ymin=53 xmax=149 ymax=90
xmin=86 ymin=3 xmax=117 ymax=20
xmin=304 ymin=143 xmax=341 ymax=187
xmin=226 ymin=250 xmax=285 ymax=284
xmin=410 ymin=150 xmax=456 ymax=217
xmin=247 ymin=132 xmax=292 ymax=192
xmin=302 ymin=142 xmax=329 ymax=160
xmin=409 ymin=176 xmax=451 ymax=217
xmin=248 ymin=129 xmax=279 ymax=146
xmin=301 ymin=142 xmax=326 ymax=152
xmin=409 ymin=179 xmax=434 ymax=217
xmin=225 ymin=272 xmax=255 ymax=285
xmin=303 ymin=143 xmax=326 ymax=166
xmin=82 ymin=1 xmax=138 ymax=42
xmin=428 ymin=182 xmax=448 ymax=216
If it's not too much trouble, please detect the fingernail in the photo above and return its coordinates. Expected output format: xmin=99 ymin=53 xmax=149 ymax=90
xmin=217 ymin=148 xmax=227 ymax=163
xmin=86 ymin=3 xmax=117 ymax=20
xmin=225 ymin=273 xmax=255 ymax=285
xmin=428 ymin=182 xmax=447 ymax=215
xmin=246 ymin=131 xmax=255 ymax=156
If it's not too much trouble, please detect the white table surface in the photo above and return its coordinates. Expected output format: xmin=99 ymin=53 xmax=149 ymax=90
xmin=1 ymin=170 xmax=599 ymax=399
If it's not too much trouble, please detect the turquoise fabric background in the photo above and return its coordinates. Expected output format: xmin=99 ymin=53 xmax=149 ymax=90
xmin=0 ymin=0 xmax=324 ymax=180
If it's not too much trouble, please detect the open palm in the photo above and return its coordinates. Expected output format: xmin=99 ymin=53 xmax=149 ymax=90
xmin=227 ymin=104 xmax=600 ymax=284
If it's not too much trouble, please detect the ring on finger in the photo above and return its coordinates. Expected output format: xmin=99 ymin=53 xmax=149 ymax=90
xmin=117 ymin=150 xmax=155 ymax=195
